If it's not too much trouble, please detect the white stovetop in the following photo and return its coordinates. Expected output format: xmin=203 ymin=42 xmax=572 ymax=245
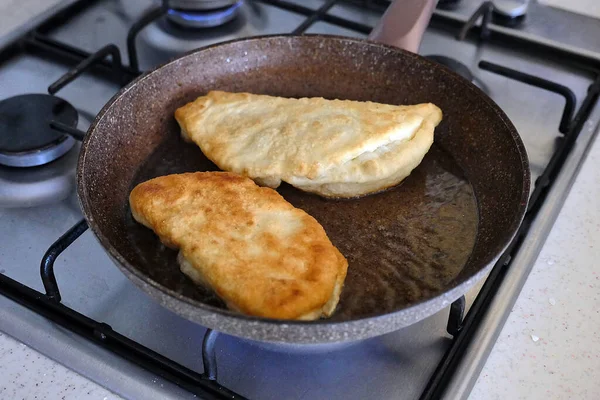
xmin=1 ymin=133 xmax=598 ymax=400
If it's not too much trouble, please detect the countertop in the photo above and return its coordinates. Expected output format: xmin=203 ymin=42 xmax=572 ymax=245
xmin=1 ymin=133 xmax=598 ymax=400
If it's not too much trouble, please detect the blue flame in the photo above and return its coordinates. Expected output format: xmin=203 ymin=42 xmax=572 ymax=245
xmin=167 ymin=1 xmax=243 ymax=23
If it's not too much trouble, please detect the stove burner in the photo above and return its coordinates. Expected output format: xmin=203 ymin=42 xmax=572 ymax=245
xmin=492 ymin=0 xmax=528 ymax=18
xmin=492 ymin=11 xmax=526 ymax=27
xmin=492 ymin=0 xmax=527 ymax=26
xmin=426 ymin=55 xmax=474 ymax=82
xmin=0 ymin=94 xmax=78 ymax=168
xmin=167 ymin=1 xmax=243 ymax=29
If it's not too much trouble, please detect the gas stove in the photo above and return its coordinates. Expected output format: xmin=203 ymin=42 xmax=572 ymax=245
xmin=1 ymin=1 xmax=599 ymax=399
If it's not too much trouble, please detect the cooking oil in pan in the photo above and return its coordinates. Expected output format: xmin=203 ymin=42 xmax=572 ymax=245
xmin=280 ymin=145 xmax=478 ymax=320
xmin=126 ymin=135 xmax=478 ymax=320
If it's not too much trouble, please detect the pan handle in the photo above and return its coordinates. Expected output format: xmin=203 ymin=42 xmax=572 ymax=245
xmin=368 ymin=0 xmax=438 ymax=53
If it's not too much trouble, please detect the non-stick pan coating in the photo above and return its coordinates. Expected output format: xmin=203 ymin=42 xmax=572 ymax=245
xmin=77 ymin=35 xmax=529 ymax=343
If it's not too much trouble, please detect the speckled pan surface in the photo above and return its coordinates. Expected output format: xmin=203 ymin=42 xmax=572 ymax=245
xmin=77 ymin=35 xmax=529 ymax=344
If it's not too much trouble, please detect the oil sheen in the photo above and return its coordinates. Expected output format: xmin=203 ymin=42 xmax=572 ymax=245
xmin=128 ymin=135 xmax=478 ymax=320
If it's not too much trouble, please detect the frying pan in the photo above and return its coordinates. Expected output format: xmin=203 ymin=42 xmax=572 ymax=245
xmin=77 ymin=35 xmax=529 ymax=344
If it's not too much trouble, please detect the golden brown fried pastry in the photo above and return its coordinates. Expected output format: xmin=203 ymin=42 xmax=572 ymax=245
xmin=129 ymin=172 xmax=348 ymax=320
xmin=175 ymin=91 xmax=442 ymax=197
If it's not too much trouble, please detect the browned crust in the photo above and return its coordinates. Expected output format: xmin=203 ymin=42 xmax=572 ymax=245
xmin=174 ymin=91 xmax=442 ymax=198
xmin=129 ymin=172 xmax=348 ymax=320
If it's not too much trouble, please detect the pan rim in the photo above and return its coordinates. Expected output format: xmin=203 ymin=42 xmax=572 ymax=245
xmin=77 ymin=34 xmax=530 ymax=330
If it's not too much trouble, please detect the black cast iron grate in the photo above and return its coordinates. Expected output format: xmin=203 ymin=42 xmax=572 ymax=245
xmin=1 ymin=0 xmax=599 ymax=399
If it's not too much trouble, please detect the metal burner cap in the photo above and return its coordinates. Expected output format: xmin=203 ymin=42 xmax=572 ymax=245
xmin=0 ymin=94 xmax=78 ymax=168
xmin=167 ymin=1 xmax=243 ymax=28
xmin=492 ymin=0 xmax=529 ymax=18
xmin=168 ymin=0 xmax=240 ymax=10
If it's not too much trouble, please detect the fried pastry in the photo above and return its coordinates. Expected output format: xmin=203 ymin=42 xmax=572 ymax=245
xmin=175 ymin=91 xmax=442 ymax=197
xmin=129 ymin=172 xmax=348 ymax=320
